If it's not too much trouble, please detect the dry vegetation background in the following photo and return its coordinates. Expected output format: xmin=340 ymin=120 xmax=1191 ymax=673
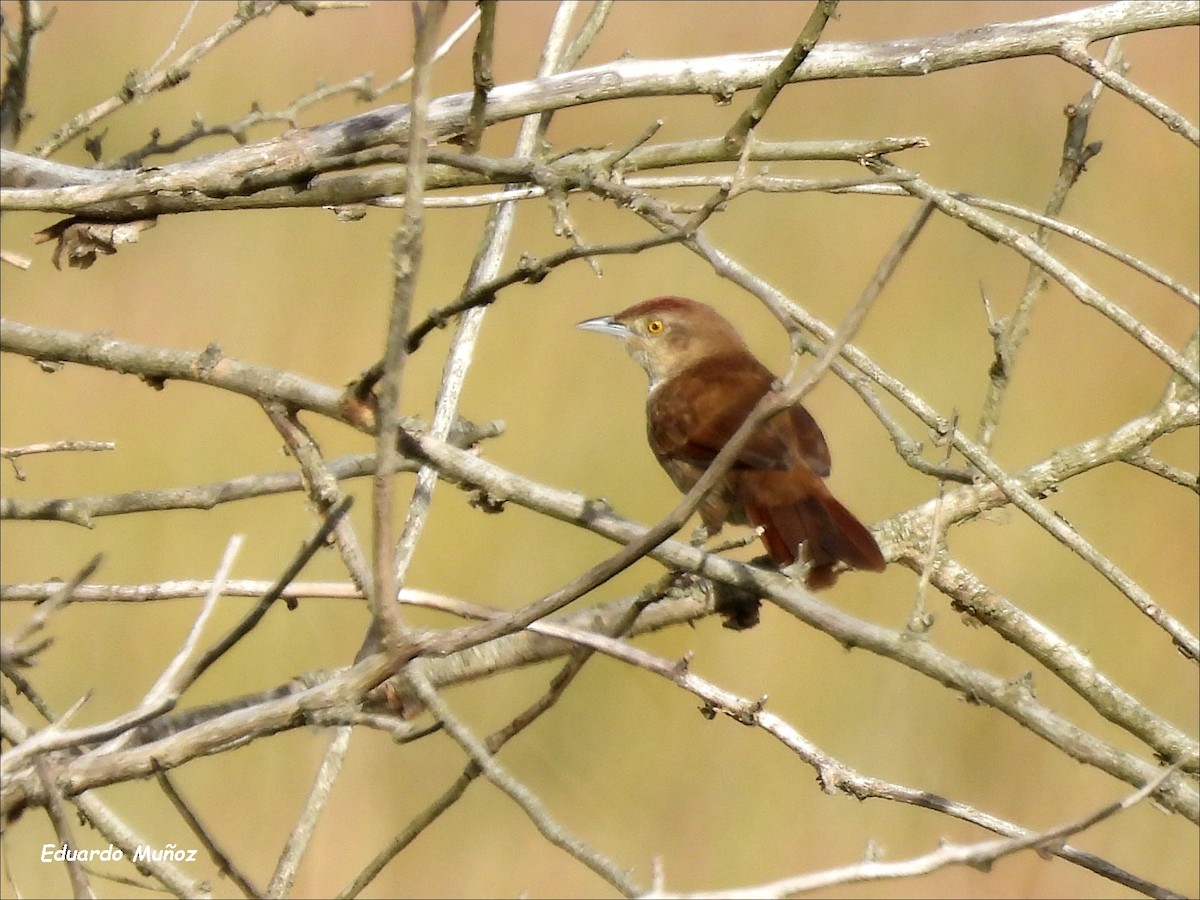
xmin=0 ymin=1 xmax=1197 ymax=899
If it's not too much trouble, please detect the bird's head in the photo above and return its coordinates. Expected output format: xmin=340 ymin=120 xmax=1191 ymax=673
xmin=577 ymin=295 xmax=750 ymax=389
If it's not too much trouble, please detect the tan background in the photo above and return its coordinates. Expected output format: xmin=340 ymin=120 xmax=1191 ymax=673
xmin=1 ymin=1 xmax=1197 ymax=897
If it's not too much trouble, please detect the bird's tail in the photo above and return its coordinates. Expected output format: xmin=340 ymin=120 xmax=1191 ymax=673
xmin=751 ymin=488 xmax=885 ymax=590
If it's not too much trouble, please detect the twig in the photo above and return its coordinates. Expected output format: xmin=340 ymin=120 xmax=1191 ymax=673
xmin=389 ymin=0 xmax=587 ymax=596
xmin=1 ymin=440 xmax=115 ymax=482
xmin=4 ymin=552 xmax=101 ymax=654
xmin=595 ymin=118 xmax=663 ymax=170
xmin=180 ymin=497 xmax=352 ymax=694
xmin=461 ymin=0 xmax=495 ymax=153
xmin=644 ymin=767 xmax=1186 ymax=899
xmin=104 ymin=8 xmax=479 ymax=169
xmin=948 ymin=191 xmax=1198 ymax=308
xmin=1 ymin=439 xmax=115 ymax=458
xmin=911 ymin=410 xmax=957 ymax=634
xmin=0 ymin=580 xmax=711 ymax=757
xmin=405 ymin=664 xmax=643 ymax=897
xmin=401 ymin=604 xmax=1187 ymax=897
xmin=372 ymin=0 xmax=447 ymax=648
xmin=1122 ymin=447 xmax=1199 ymax=491
xmin=342 ymin=594 xmax=647 ymax=898
xmin=403 ymin=228 xmax=693 ymax=352
xmin=976 ymin=38 xmax=1122 ymax=451
xmin=849 ymin=379 xmax=973 ymax=483
xmin=529 ymin=0 xmax=615 ymax=147
xmin=929 ymin=554 xmax=1196 ymax=771
xmin=724 ymin=0 xmax=837 ymax=151
xmin=34 ymin=757 xmax=96 ymax=899
xmin=0 ymin=431 xmax=499 ymax=526
xmin=144 ymin=0 xmax=199 ymax=77
xmin=266 ymin=725 xmax=352 ymax=898
xmin=1057 ymin=38 xmax=1199 ymax=146
xmin=1 ymin=537 xmax=242 ymax=775
xmin=264 ymin=403 xmax=372 ymax=598
xmin=32 ymin=2 xmax=285 ymax=157
xmin=558 ymin=0 xmax=613 ymax=71
xmin=155 ymin=768 xmax=261 ymax=898
xmin=0 ymin=0 xmax=46 ymax=148
xmin=866 ymin=159 xmax=1195 ymax=389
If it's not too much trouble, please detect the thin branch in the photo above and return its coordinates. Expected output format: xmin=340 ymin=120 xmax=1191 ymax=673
xmin=976 ymin=37 xmax=1121 ymax=451
xmin=1122 ymin=447 xmax=1199 ymax=491
xmin=389 ymin=0 xmax=588 ymax=595
xmin=946 ymin=191 xmax=1199 ymax=309
xmin=144 ymin=0 xmax=200 ymax=77
xmin=1 ymin=538 xmax=239 ymax=781
xmin=399 ymin=602 xmax=1185 ymax=898
xmin=645 ymin=766 xmax=1185 ymax=899
xmin=5 ymin=4 xmax=1192 ymax=212
xmin=266 ymin=726 xmax=352 ymax=898
xmin=155 ymin=769 xmax=261 ymax=899
xmin=371 ymin=0 xmax=447 ymax=649
xmin=0 ymin=0 xmax=45 ymax=148
xmin=1 ymin=137 xmax=929 ymax=215
xmin=103 ymin=7 xmax=480 ymax=170
xmin=0 ymin=432 xmax=499 ymax=526
xmin=32 ymin=2 xmax=286 ymax=157
xmin=558 ymin=0 xmax=614 ymax=71
xmin=724 ymin=0 xmax=837 ymax=151
xmin=405 ymin=664 xmax=643 ymax=897
xmin=461 ymin=0 xmax=495 ymax=154
xmin=0 ymin=648 xmax=405 ymax=821
xmin=34 ymin=757 xmax=97 ymax=899
xmin=3 ymin=553 xmax=101 ymax=656
xmin=341 ymin=591 xmax=648 ymax=898
xmin=930 ymin=555 xmax=1196 ymax=770
xmin=866 ymin=159 xmax=1195 ymax=389
xmin=263 ymin=404 xmax=373 ymax=598
xmin=187 ymin=497 xmax=354 ymax=689
xmin=1 ymin=439 xmax=115 ymax=458
xmin=404 ymin=227 xmax=693 ymax=352
xmin=1 ymin=506 xmax=353 ymax=777
xmin=1057 ymin=38 xmax=1199 ymax=145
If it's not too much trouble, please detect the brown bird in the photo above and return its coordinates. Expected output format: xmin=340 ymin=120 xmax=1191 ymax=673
xmin=577 ymin=295 xmax=885 ymax=592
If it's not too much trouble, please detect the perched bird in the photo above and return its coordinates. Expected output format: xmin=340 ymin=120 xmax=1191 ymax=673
xmin=578 ymin=295 xmax=885 ymax=592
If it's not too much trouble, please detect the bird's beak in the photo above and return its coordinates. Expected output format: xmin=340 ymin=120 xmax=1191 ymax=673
xmin=576 ymin=314 xmax=630 ymax=339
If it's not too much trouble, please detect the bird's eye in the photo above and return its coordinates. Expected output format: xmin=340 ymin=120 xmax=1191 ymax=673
xmin=646 ymin=319 xmax=664 ymax=334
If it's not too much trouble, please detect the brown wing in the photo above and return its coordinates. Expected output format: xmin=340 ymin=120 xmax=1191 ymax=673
xmin=647 ymin=353 xmax=790 ymax=470
xmin=787 ymin=403 xmax=831 ymax=477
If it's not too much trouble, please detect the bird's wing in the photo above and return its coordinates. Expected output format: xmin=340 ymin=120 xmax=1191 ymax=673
xmin=788 ymin=403 xmax=831 ymax=477
xmin=647 ymin=356 xmax=791 ymax=470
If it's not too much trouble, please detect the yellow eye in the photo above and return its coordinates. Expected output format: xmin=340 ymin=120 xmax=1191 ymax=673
xmin=646 ymin=319 xmax=664 ymax=334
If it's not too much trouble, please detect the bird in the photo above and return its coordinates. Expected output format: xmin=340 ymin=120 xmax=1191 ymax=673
xmin=577 ymin=295 xmax=885 ymax=593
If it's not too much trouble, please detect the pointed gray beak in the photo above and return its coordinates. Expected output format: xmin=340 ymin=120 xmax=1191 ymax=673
xmin=576 ymin=314 xmax=630 ymax=339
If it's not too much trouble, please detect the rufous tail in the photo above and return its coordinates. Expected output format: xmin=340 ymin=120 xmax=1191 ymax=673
xmin=750 ymin=489 xmax=885 ymax=590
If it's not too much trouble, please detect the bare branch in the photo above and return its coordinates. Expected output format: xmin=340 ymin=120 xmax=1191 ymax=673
xmin=32 ymin=1 xmax=287 ymax=157
xmin=724 ymin=0 xmax=837 ymax=150
xmin=371 ymin=0 xmax=447 ymax=650
xmin=405 ymin=664 xmax=644 ymax=897
xmin=976 ymin=38 xmax=1124 ymax=451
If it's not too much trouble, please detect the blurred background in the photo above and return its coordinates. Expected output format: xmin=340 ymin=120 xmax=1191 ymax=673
xmin=1 ymin=2 xmax=1196 ymax=897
